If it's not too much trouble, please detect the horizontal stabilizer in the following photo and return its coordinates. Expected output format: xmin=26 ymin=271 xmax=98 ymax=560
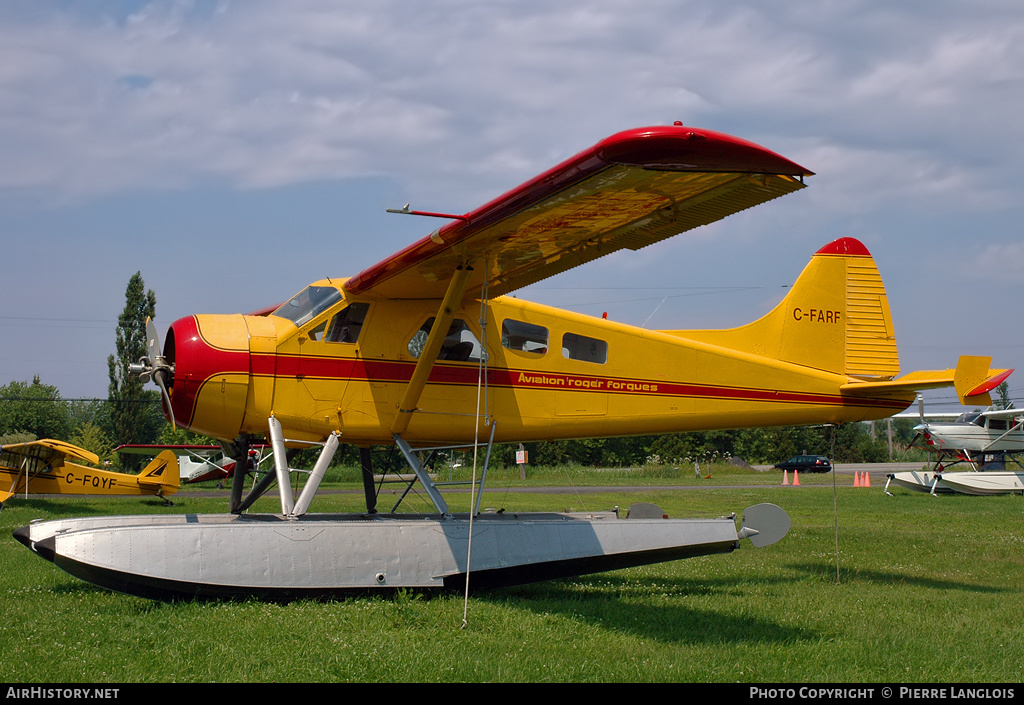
xmin=955 ymin=358 xmax=1013 ymax=406
xmin=841 ymin=356 xmax=1012 ymax=405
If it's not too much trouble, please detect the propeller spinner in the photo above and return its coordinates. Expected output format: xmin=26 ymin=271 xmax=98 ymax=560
xmin=129 ymin=318 xmax=176 ymax=426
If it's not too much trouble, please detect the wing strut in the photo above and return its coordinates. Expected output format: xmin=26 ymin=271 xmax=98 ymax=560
xmin=390 ymin=265 xmax=474 ymax=436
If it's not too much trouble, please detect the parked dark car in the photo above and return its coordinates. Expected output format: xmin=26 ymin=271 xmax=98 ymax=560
xmin=773 ymin=455 xmax=832 ymax=473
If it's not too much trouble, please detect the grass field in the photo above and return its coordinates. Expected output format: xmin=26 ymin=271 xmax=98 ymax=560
xmin=1 ymin=464 xmax=1022 ymax=683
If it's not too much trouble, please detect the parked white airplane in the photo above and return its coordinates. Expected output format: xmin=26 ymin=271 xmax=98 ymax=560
xmin=115 ymin=444 xmax=265 ymax=485
xmin=913 ymin=407 xmax=1024 ymax=454
xmin=885 ymin=396 xmax=1024 ymax=495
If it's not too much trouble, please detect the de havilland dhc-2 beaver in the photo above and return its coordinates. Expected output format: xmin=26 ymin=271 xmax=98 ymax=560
xmin=15 ymin=123 xmax=1013 ymax=600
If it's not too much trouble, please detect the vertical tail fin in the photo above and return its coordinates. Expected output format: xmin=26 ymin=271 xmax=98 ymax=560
xmin=667 ymin=237 xmax=899 ymax=378
xmin=137 ymin=450 xmax=180 ymax=495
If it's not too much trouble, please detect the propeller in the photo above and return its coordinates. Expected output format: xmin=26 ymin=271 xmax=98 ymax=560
xmin=906 ymin=394 xmax=926 ymax=450
xmin=129 ymin=318 xmax=176 ymax=426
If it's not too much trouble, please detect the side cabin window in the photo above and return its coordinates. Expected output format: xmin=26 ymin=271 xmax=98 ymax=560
xmin=988 ymin=418 xmax=1008 ymax=431
xmin=562 ymin=332 xmax=608 ymax=364
xmin=0 ymin=451 xmax=50 ymax=475
xmin=408 ymin=318 xmax=483 ymax=362
xmin=308 ymin=303 xmax=370 ymax=343
xmin=273 ymin=285 xmax=343 ymax=327
xmin=501 ymin=319 xmax=548 ymax=355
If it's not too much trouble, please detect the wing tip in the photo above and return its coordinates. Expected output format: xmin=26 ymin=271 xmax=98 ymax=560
xmin=596 ymin=124 xmax=814 ymax=177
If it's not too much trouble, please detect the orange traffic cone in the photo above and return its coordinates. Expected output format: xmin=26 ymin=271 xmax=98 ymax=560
xmin=864 ymin=472 xmax=871 ymax=488
xmin=782 ymin=469 xmax=790 ymax=486
xmin=854 ymin=471 xmax=861 ymax=487
xmin=792 ymin=469 xmax=800 ymax=486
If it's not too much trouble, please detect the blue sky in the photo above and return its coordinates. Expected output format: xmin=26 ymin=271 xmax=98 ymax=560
xmin=2 ymin=0 xmax=1023 ymax=412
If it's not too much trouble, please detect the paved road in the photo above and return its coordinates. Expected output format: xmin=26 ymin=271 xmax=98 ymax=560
xmin=752 ymin=461 xmax=924 ymax=477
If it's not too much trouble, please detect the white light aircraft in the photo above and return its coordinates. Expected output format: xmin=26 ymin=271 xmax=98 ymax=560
xmin=885 ymin=396 xmax=1024 ymax=495
xmin=114 ymin=444 xmax=267 ymax=485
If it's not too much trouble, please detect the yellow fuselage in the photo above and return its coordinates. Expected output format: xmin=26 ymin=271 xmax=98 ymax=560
xmin=167 ymin=286 xmax=911 ymax=446
xmin=0 ymin=458 xmax=177 ymax=502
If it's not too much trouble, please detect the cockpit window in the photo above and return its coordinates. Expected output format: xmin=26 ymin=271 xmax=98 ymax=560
xmin=308 ymin=303 xmax=370 ymax=343
xmin=274 ymin=286 xmax=343 ymax=326
xmin=324 ymin=303 xmax=369 ymax=343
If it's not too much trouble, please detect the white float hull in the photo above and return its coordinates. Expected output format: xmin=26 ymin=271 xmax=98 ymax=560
xmin=935 ymin=471 xmax=1024 ymax=496
xmin=14 ymin=506 xmax=789 ymax=600
xmin=886 ymin=471 xmax=956 ymax=494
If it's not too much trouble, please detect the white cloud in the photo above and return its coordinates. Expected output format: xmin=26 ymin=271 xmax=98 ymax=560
xmin=3 ymin=1 xmax=1023 ymax=207
xmin=968 ymin=240 xmax=1024 ymax=283
xmin=3 ymin=0 xmax=1024 ymax=397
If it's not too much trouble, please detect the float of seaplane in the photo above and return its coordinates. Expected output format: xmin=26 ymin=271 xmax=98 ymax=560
xmin=14 ymin=123 xmax=1012 ymax=600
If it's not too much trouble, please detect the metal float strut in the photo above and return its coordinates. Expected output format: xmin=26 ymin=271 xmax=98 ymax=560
xmin=394 ymin=436 xmax=450 ymax=516
xmin=268 ymin=416 xmax=340 ymax=517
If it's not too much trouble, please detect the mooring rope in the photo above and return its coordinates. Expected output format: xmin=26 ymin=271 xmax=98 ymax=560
xmin=831 ymin=424 xmax=840 ymax=584
xmin=462 ymin=271 xmax=490 ymax=629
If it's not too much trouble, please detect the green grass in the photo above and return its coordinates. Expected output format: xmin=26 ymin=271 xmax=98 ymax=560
xmin=1 ymin=467 xmax=1021 ymax=683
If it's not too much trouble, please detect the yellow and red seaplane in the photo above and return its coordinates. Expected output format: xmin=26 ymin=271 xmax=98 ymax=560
xmin=1 ymin=439 xmax=178 ymax=508
xmin=16 ymin=123 xmax=1010 ymax=600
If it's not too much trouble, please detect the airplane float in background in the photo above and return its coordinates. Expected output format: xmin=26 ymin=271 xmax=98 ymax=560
xmin=0 ymin=440 xmax=178 ymax=509
xmin=15 ymin=123 xmax=1012 ymax=600
xmin=885 ymin=396 xmax=1024 ymax=495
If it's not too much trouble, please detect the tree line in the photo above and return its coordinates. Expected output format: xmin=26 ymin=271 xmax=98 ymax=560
xmin=0 ymin=272 xmax=937 ymax=470
xmin=0 ymin=272 xmax=200 ymax=469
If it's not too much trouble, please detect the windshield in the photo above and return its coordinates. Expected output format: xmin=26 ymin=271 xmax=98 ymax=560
xmin=953 ymin=411 xmax=984 ymax=426
xmin=273 ymin=286 xmax=343 ymax=326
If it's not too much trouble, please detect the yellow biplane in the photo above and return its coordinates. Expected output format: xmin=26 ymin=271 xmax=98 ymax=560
xmin=16 ymin=123 xmax=1011 ymax=600
xmin=0 ymin=439 xmax=179 ymax=508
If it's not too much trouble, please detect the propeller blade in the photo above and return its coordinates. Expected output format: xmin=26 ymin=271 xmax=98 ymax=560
xmin=131 ymin=318 xmax=176 ymax=427
xmin=146 ymin=318 xmax=163 ymax=362
xmin=154 ymin=369 xmax=175 ymax=427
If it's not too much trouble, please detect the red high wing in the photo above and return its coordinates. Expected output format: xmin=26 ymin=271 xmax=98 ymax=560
xmin=343 ymin=124 xmax=813 ymax=300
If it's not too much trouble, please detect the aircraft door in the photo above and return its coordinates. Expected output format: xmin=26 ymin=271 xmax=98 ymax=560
xmin=245 ymin=315 xmax=280 ymax=431
xmin=296 ymin=303 xmax=370 ymax=403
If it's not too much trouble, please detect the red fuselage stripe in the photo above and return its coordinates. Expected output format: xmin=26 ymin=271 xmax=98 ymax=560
xmin=176 ymin=340 xmax=908 ymax=413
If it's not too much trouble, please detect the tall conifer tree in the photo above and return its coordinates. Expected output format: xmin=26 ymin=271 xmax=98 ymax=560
xmin=107 ymin=272 xmax=160 ymax=453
